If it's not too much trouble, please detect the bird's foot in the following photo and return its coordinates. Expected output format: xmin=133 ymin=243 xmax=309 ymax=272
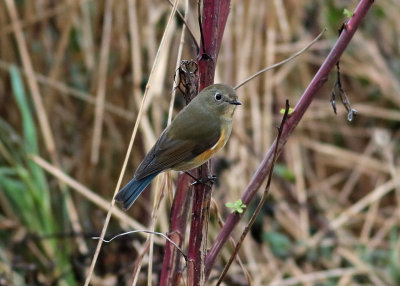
xmin=191 ymin=175 xmax=216 ymax=187
xmin=184 ymin=172 xmax=216 ymax=187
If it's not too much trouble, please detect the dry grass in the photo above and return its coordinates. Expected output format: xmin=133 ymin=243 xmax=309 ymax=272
xmin=0 ymin=0 xmax=399 ymax=285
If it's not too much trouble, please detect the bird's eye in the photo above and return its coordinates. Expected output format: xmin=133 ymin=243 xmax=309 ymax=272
xmin=215 ymin=92 xmax=222 ymax=101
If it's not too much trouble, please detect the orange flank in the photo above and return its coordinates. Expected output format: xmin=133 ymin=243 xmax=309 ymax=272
xmin=173 ymin=127 xmax=229 ymax=171
xmin=194 ymin=128 xmax=227 ymax=163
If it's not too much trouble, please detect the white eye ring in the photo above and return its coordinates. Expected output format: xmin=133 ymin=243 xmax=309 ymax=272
xmin=215 ymin=92 xmax=222 ymax=101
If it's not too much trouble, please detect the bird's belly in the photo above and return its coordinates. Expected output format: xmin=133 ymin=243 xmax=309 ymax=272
xmin=173 ymin=126 xmax=230 ymax=171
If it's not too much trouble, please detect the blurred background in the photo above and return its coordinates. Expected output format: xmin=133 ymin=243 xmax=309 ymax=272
xmin=0 ymin=0 xmax=399 ymax=285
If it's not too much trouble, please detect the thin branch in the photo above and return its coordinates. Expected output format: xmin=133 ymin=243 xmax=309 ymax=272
xmin=198 ymin=0 xmax=206 ymax=54
xmin=92 ymin=230 xmax=187 ymax=260
xmin=234 ymin=29 xmax=326 ymax=90
xmin=165 ymin=0 xmax=199 ymax=52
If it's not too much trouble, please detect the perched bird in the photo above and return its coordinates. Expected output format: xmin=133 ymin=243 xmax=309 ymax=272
xmin=115 ymin=83 xmax=241 ymax=210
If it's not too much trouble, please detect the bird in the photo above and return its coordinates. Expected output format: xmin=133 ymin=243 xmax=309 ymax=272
xmin=115 ymin=83 xmax=241 ymax=210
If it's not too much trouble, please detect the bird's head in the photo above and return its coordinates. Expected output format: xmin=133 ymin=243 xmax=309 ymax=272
xmin=197 ymin=84 xmax=241 ymax=118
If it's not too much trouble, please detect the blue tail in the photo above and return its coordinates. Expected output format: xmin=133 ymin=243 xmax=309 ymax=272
xmin=115 ymin=172 xmax=159 ymax=210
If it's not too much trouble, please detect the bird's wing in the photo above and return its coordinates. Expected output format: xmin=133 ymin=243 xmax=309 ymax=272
xmin=134 ymin=108 xmax=220 ymax=180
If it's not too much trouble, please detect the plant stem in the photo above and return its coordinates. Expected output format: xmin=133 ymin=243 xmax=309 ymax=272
xmin=159 ymin=174 xmax=193 ymax=286
xmin=187 ymin=1 xmax=231 ymax=285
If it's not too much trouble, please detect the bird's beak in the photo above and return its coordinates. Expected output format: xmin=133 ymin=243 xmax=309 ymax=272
xmin=230 ymin=99 xmax=242 ymax=105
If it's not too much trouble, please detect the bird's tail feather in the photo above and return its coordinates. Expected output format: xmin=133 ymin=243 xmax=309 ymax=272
xmin=115 ymin=172 xmax=159 ymax=210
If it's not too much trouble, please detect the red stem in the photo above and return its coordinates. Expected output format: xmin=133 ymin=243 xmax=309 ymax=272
xmin=159 ymin=174 xmax=192 ymax=286
xmin=187 ymin=0 xmax=231 ymax=285
xmin=197 ymin=0 xmax=230 ymax=91
xmin=187 ymin=166 xmax=211 ymax=285
xmin=205 ymin=0 xmax=375 ymax=278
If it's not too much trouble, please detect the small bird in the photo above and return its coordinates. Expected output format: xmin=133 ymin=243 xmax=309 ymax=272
xmin=115 ymin=83 xmax=241 ymax=210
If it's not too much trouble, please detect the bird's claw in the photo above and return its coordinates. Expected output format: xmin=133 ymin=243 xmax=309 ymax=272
xmin=191 ymin=175 xmax=217 ymax=187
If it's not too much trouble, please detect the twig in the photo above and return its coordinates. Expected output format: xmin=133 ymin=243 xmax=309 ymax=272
xmin=165 ymin=0 xmax=199 ymax=52
xmin=234 ymin=29 xmax=326 ymax=90
xmin=92 ymin=230 xmax=187 ymax=260
xmin=198 ymin=0 xmax=206 ymax=54
xmin=216 ymin=100 xmax=290 ymax=285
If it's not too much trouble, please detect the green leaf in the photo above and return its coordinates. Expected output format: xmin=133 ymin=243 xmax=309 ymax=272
xmin=280 ymin=107 xmax=293 ymax=115
xmin=9 ymin=66 xmax=50 ymax=207
xmin=225 ymin=199 xmax=247 ymax=213
xmin=10 ymin=66 xmax=38 ymax=155
xmin=343 ymin=8 xmax=354 ymax=17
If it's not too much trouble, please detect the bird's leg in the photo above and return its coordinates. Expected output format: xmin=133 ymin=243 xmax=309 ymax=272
xmin=184 ymin=171 xmax=198 ymax=181
xmin=184 ymin=172 xmax=216 ymax=187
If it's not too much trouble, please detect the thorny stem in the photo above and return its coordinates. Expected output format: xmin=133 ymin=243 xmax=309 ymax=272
xmin=205 ymin=0 xmax=375 ymax=278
